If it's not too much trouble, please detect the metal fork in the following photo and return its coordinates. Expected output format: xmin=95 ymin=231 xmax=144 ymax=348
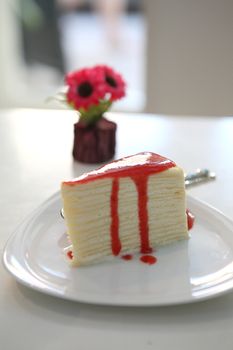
xmin=185 ymin=168 xmax=216 ymax=188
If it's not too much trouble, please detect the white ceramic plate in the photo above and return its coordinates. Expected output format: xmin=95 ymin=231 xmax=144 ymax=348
xmin=3 ymin=192 xmax=233 ymax=306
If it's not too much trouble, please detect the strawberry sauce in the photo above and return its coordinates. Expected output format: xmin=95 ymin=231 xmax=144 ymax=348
xmin=67 ymin=250 xmax=73 ymax=259
xmin=133 ymin=175 xmax=152 ymax=254
xmin=186 ymin=209 xmax=195 ymax=230
xmin=110 ymin=178 xmax=121 ymax=255
xmin=140 ymin=255 xmax=157 ymax=265
xmin=121 ymin=254 xmax=133 ymax=260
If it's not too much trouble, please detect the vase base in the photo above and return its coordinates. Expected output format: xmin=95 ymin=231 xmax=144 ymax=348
xmin=72 ymin=117 xmax=117 ymax=164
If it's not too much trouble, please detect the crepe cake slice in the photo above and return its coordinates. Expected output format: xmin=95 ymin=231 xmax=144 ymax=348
xmin=61 ymin=152 xmax=189 ymax=266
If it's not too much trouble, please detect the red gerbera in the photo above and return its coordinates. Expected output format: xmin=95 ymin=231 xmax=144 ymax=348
xmin=65 ymin=67 xmax=106 ymax=110
xmin=96 ymin=65 xmax=126 ymax=101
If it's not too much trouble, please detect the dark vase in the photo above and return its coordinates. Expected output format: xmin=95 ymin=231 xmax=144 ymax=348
xmin=72 ymin=116 xmax=117 ymax=164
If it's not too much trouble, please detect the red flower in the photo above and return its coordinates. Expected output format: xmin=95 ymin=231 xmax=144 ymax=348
xmin=65 ymin=65 xmax=126 ymax=114
xmin=97 ymin=65 xmax=126 ymax=101
xmin=65 ymin=67 xmax=106 ymax=110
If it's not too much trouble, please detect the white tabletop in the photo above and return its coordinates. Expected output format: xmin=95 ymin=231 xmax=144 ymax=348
xmin=1 ymin=108 xmax=233 ymax=350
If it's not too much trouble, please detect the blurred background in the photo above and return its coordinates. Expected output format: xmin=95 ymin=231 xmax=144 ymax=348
xmin=0 ymin=0 xmax=146 ymax=112
xmin=0 ymin=0 xmax=233 ymax=115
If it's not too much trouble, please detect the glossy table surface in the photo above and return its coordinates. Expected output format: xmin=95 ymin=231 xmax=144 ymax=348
xmin=1 ymin=109 xmax=233 ymax=350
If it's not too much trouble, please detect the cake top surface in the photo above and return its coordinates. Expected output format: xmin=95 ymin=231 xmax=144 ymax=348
xmin=63 ymin=152 xmax=176 ymax=186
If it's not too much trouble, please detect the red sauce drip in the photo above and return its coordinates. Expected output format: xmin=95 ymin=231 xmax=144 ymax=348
xmin=140 ymin=255 xmax=157 ymax=265
xmin=132 ymin=176 xmax=152 ymax=254
xmin=121 ymin=254 xmax=133 ymax=260
xmin=186 ymin=209 xmax=195 ymax=230
xmin=110 ymin=178 xmax=121 ymax=255
xmin=67 ymin=250 xmax=73 ymax=259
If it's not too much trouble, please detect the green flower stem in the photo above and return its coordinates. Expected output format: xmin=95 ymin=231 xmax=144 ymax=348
xmin=53 ymin=91 xmax=113 ymax=125
xmin=79 ymin=100 xmax=112 ymax=125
